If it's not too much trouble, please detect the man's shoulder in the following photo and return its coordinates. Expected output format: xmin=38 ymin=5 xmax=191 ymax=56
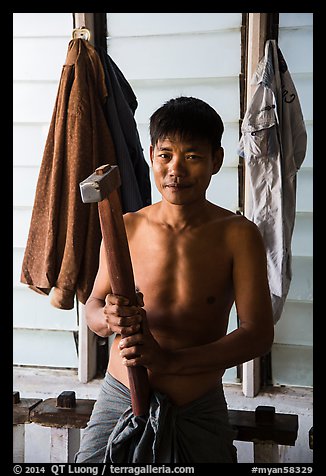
xmin=221 ymin=213 xmax=264 ymax=252
xmin=223 ymin=212 xmax=260 ymax=233
xmin=123 ymin=203 xmax=157 ymax=233
xmin=210 ymin=207 xmax=261 ymax=241
xmin=124 ymin=203 xmax=155 ymax=222
xmin=211 ymin=206 xmax=253 ymax=229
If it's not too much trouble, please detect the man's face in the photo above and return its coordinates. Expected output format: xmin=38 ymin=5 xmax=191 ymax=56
xmin=150 ymin=136 xmax=223 ymax=206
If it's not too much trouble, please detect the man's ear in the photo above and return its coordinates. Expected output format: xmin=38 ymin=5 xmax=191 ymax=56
xmin=212 ymin=147 xmax=224 ymax=175
xmin=149 ymin=145 xmax=154 ymax=165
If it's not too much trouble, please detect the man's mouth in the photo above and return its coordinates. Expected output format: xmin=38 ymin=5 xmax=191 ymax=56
xmin=164 ymin=183 xmax=192 ymax=190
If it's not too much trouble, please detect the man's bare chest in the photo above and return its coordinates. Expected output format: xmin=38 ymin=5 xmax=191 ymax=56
xmin=129 ymin=229 xmax=233 ymax=306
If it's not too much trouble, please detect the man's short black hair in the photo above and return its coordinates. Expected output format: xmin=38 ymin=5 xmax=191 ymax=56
xmin=149 ymin=96 xmax=224 ymax=150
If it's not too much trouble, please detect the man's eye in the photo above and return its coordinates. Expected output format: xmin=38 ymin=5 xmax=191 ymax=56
xmin=158 ymin=154 xmax=170 ymax=159
xmin=186 ymin=155 xmax=200 ymax=160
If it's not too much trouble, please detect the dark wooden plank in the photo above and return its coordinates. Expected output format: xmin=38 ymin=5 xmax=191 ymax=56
xmin=13 ymin=398 xmax=43 ymax=424
xmin=228 ymin=409 xmax=298 ymax=445
xmin=30 ymin=398 xmax=96 ymax=429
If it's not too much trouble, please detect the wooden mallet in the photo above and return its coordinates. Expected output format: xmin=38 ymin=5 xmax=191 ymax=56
xmin=80 ymin=164 xmax=150 ymax=416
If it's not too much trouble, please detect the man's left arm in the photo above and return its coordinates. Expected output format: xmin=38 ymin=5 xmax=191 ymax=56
xmin=168 ymin=219 xmax=274 ymax=375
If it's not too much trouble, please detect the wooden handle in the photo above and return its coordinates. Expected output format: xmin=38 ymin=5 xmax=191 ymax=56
xmin=98 ymin=191 xmax=150 ymax=416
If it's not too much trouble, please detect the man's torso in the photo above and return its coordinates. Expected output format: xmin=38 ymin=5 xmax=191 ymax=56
xmin=108 ymin=202 xmax=238 ymax=405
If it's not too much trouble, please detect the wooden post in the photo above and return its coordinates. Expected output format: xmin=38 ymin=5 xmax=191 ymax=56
xmin=242 ymin=358 xmax=260 ymax=398
xmin=78 ymin=303 xmax=97 ymax=383
xmin=242 ymin=13 xmax=269 ymax=398
xmin=73 ymin=13 xmax=97 ymax=383
xmin=50 ymin=428 xmax=80 ymax=463
xmin=254 ymin=442 xmax=280 ymax=463
xmin=13 ymin=425 xmax=25 ymax=463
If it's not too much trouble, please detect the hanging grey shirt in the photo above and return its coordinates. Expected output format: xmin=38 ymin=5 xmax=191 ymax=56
xmin=238 ymin=40 xmax=307 ymax=323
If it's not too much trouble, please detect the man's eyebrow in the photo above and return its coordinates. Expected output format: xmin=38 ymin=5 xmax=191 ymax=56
xmin=184 ymin=148 xmax=202 ymax=153
xmin=157 ymin=146 xmax=173 ymax=151
xmin=157 ymin=145 xmax=203 ymax=152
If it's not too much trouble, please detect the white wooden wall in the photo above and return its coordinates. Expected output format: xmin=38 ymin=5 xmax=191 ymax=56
xmin=13 ymin=13 xmax=313 ymax=387
xmin=271 ymin=13 xmax=313 ymax=386
xmin=13 ymin=13 xmax=78 ymax=368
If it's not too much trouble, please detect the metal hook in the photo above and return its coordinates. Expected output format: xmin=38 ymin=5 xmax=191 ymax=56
xmin=72 ymin=27 xmax=91 ymax=41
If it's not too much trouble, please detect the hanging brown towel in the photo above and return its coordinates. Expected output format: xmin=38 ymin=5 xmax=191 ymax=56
xmin=20 ymin=39 xmax=117 ymax=310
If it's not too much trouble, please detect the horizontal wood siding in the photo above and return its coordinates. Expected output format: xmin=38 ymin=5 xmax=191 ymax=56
xmin=13 ymin=13 xmax=77 ymax=368
xmin=271 ymin=13 xmax=313 ymax=387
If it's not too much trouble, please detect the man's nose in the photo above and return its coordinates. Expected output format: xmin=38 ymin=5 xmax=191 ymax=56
xmin=168 ymin=156 xmax=186 ymax=177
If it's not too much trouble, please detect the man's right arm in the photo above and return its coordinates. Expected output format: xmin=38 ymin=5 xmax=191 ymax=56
xmin=85 ymin=296 xmax=113 ymax=337
xmin=85 ymin=240 xmax=113 ymax=337
xmin=85 ymin=240 xmax=143 ymax=338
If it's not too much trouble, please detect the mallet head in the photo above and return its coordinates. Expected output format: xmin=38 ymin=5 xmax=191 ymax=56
xmin=79 ymin=164 xmax=121 ymax=203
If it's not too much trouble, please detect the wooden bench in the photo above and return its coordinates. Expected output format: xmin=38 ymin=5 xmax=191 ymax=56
xmin=29 ymin=391 xmax=96 ymax=463
xmin=13 ymin=390 xmax=299 ymax=463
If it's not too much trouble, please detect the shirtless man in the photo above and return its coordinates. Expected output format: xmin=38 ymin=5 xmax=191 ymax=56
xmin=75 ymin=96 xmax=274 ymax=464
